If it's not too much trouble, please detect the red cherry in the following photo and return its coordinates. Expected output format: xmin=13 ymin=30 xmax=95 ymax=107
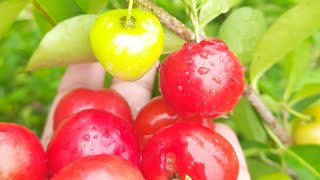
xmin=159 ymin=38 xmax=245 ymax=118
xmin=0 ymin=123 xmax=47 ymax=180
xmin=47 ymin=109 xmax=140 ymax=177
xmin=141 ymin=122 xmax=239 ymax=180
xmin=135 ymin=96 xmax=214 ymax=148
xmin=54 ymin=88 xmax=132 ymax=130
xmin=51 ymin=155 xmax=144 ymax=180
xmin=135 ymin=96 xmax=177 ymax=148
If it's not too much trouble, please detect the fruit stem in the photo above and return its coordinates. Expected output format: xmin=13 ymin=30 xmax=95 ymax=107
xmin=189 ymin=0 xmax=201 ymax=43
xmin=282 ymin=104 xmax=314 ymax=122
xmin=126 ymin=0 xmax=134 ymax=26
xmin=129 ymin=0 xmax=196 ymax=42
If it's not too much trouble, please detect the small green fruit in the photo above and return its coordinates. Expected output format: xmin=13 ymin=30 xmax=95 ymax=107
xmin=90 ymin=9 xmax=164 ymax=81
xmin=292 ymin=104 xmax=320 ymax=145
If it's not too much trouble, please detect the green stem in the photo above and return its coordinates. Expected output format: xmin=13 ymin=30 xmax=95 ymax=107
xmin=282 ymin=104 xmax=313 ymax=121
xmin=126 ymin=0 xmax=134 ymax=24
xmin=190 ymin=0 xmax=200 ymax=42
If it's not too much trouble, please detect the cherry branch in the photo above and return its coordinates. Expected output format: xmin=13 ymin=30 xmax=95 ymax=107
xmin=132 ymin=0 xmax=293 ymax=146
xmin=133 ymin=0 xmax=195 ymax=42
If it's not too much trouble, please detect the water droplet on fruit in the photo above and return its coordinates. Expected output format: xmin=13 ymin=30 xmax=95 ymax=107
xmin=83 ymin=134 xmax=90 ymax=141
xmin=203 ymin=101 xmax=208 ymax=106
xmin=184 ymin=71 xmax=190 ymax=76
xmin=200 ymin=51 xmax=209 ymax=59
xmin=209 ymin=89 xmax=216 ymax=96
xmin=165 ymin=152 xmax=177 ymax=173
xmin=210 ymin=62 xmax=215 ymax=66
xmin=91 ymin=126 xmax=97 ymax=131
xmin=178 ymin=86 xmax=182 ymax=91
xmin=198 ymin=67 xmax=210 ymax=75
xmin=93 ymin=135 xmax=98 ymax=139
xmin=187 ymin=59 xmax=194 ymax=65
xmin=212 ymin=76 xmax=221 ymax=84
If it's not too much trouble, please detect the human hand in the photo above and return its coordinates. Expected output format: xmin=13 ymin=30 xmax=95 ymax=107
xmin=41 ymin=62 xmax=250 ymax=180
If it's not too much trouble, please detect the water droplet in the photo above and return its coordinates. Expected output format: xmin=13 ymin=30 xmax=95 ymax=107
xmin=93 ymin=135 xmax=98 ymax=139
xmin=200 ymin=51 xmax=208 ymax=59
xmin=178 ymin=86 xmax=182 ymax=91
xmin=203 ymin=101 xmax=208 ymax=106
xmin=187 ymin=59 xmax=194 ymax=65
xmin=83 ymin=134 xmax=90 ymax=141
xmin=210 ymin=62 xmax=215 ymax=66
xmin=91 ymin=126 xmax=97 ymax=131
xmin=198 ymin=67 xmax=210 ymax=75
xmin=184 ymin=71 xmax=190 ymax=76
xmin=209 ymin=89 xmax=216 ymax=96
xmin=212 ymin=76 xmax=221 ymax=84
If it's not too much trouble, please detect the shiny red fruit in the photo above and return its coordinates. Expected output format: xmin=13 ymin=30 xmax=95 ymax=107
xmin=47 ymin=109 xmax=140 ymax=177
xmin=141 ymin=122 xmax=239 ymax=180
xmin=159 ymin=38 xmax=245 ymax=118
xmin=0 ymin=123 xmax=47 ymax=180
xmin=54 ymin=88 xmax=132 ymax=130
xmin=135 ymin=96 xmax=177 ymax=147
xmin=51 ymin=155 xmax=144 ymax=180
xmin=135 ymin=96 xmax=214 ymax=148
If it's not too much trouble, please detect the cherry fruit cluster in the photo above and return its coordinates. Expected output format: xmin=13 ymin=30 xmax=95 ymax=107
xmin=0 ymin=8 xmax=245 ymax=180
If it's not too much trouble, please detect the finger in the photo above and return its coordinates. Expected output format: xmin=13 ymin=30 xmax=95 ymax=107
xmin=41 ymin=62 xmax=105 ymax=147
xmin=214 ymin=123 xmax=251 ymax=180
xmin=111 ymin=61 xmax=159 ymax=118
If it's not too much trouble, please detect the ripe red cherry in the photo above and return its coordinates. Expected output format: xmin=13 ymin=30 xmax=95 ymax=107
xmin=54 ymin=88 xmax=132 ymax=130
xmin=159 ymin=38 xmax=245 ymax=118
xmin=51 ymin=155 xmax=144 ymax=180
xmin=135 ymin=96 xmax=214 ymax=148
xmin=141 ymin=122 xmax=239 ymax=180
xmin=47 ymin=109 xmax=140 ymax=177
xmin=135 ymin=96 xmax=177 ymax=147
xmin=0 ymin=123 xmax=47 ymax=180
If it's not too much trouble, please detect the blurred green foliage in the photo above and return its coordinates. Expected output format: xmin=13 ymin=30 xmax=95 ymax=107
xmin=0 ymin=19 xmax=64 ymax=136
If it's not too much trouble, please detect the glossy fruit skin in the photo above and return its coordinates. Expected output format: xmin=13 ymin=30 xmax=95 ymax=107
xmin=135 ymin=96 xmax=177 ymax=147
xmin=90 ymin=9 xmax=164 ymax=81
xmin=159 ymin=38 xmax=245 ymax=118
xmin=135 ymin=96 xmax=214 ymax=148
xmin=54 ymin=88 xmax=132 ymax=130
xmin=51 ymin=155 xmax=144 ymax=180
xmin=47 ymin=109 xmax=140 ymax=177
xmin=0 ymin=123 xmax=47 ymax=180
xmin=141 ymin=122 xmax=239 ymax=180
xmin=292 ymin=104 xmax=320 ymax=144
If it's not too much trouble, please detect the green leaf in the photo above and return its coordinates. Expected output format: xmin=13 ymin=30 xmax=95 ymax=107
xmin=26 ymin=15 xmax=97 ymax=71
xmin=33 ymin=8 xmax=54 ymax=36
xmin=257 ymin=172 xmax=293 ymax=180
xmin=290 ymin=84 xmax=320 ymax=105
xmin=229 ymin=97 xmax=268 ymax=143
xmin=282 ymin=40 xmax=312 ymax=101
xmin=283 ymin=145 xmax=320 ymax=180
xmin=75 ymin=0 xmax=107 ymax=14
xmin=163 ymin=27 xmax=186 ymax=54
xmin=247 ymin=158 xmax=279 ymax=179
xmin=36 ymin=0 xmax=83 ymax=23
xmin=0 ymin=0 xmax=29 ymax=39
xmin=250 ymin=0 xmax=320 ymax=87
xmin=199 ymin=0 xmax=241 ymax=27
xmin=218 ymin=7 xmax=267 ymax=66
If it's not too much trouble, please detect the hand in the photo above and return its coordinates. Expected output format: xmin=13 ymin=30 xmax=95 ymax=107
xmin=41 ymin=62 xmax=251 ymax=180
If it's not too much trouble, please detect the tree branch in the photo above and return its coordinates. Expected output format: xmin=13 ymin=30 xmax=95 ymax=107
xmin=244 ymin=86 xmax=293 ymax=146
xmin=133 ymin=0 xmax=195 ymax=42
xmin=133 ymin=0 xmax=293 ymax=146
